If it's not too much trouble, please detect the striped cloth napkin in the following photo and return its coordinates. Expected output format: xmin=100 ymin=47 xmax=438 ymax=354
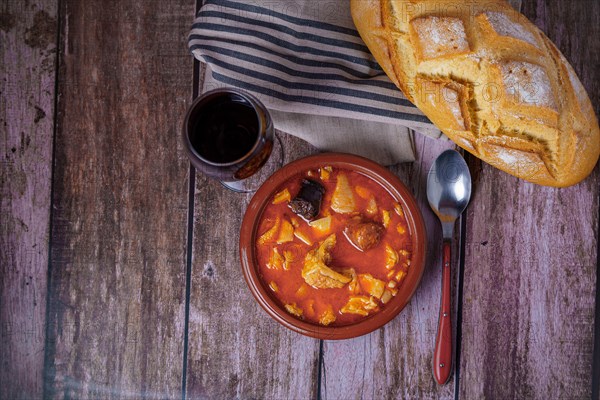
xmin=188 ymin=0 xmax=442 ymax=164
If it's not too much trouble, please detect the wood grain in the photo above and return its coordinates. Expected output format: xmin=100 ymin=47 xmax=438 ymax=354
xmin=185 ymin=131 xmax=322 ymax=399
xmin=43 ymin=1 xmax=194 ymax=398
xmin=319 ymin=135 xmax=460 ymax=400
xmin=458 ymin=1 xmax=600 ymax=399
xmin=2 ymin=0 xmax=595 ymax=398
xmin=0 ymin=1 xmax=57 ymax=399
xmin=458 ymin=168 xmax=598 ymax=400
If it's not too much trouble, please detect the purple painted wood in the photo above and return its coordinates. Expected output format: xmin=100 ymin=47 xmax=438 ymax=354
xmin=185 ymin=118 xmax=322 ymax=398
xmin=458 ymin=170 xmax=599 ymax=400
xmin=3 ymin=0 xmax=596 ymax=398
xmin=43 ymin=1 xmax=193 ymax=398
xmin=0 ymin=1 xmax=57 ymax=399
xmin=458 ymin=0 xmax=600 ymax=398
xmin=319 ymin=135 xmax=460 ymax=399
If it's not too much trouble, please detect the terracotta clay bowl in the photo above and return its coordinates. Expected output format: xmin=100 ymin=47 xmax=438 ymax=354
xmin=239 ymin=153 xmax=427 ymax=340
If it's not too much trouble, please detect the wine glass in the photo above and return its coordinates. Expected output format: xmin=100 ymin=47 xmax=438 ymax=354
xmin=182 ymin=88 xmax=283 ymax=192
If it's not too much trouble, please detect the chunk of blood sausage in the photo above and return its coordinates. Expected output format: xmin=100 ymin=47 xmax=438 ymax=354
xmin=288 ymin=179 xmax=325 ymax=221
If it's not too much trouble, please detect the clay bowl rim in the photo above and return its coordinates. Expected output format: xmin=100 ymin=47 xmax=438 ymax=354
xmin=239 ymin=153 xmax=427 ymax=340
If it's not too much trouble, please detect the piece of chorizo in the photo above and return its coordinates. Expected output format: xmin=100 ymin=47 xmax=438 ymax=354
xmin=344 ymin=220 xmax=384 ymax=251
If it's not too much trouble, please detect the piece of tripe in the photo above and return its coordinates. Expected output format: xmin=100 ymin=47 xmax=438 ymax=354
xmin=302 ymin=234 xmax=352 ymax=289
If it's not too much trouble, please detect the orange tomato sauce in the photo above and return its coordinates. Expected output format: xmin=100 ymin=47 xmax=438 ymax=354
xmin=255 ymin=166 xmax=412 ymax=326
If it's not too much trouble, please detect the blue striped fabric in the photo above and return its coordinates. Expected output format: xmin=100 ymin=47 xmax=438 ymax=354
xmin=188 ymin=0 xmax=436 ymax=131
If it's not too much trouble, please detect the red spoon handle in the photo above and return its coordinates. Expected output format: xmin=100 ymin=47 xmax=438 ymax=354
xmin=434 ymin=240 xmax=452 ymax=384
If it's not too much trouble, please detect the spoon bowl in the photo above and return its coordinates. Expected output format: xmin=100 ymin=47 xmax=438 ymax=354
xmin=427 ymin=150 xmax=472 ymax=234
xmin=426 ymin=149 xmax=472 ymax=385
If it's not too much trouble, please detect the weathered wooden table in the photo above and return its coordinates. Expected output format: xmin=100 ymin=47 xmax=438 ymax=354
xmin=2 ymin=0 xmax=599 ymax=399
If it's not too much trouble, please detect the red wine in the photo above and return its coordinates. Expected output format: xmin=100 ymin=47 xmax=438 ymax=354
xmin=182 ymin=88 xmax=275 ymax=185
xmin=189 ymin=94 xmax=259 ymax=164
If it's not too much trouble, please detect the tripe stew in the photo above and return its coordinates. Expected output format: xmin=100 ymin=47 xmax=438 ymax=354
xmin=255 ymin=166 xmax=412 ymax=326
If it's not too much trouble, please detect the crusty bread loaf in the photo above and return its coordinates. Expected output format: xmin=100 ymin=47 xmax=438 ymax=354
xmin=351 ymin=0 xmax=599 ymax=187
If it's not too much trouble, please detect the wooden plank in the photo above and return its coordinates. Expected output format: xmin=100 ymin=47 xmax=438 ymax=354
xmin=458 ymin=0 xmax=600 ymax=398
xmin=320 ymin=135 xmax=460 ymax=399
xmin=458 ymin=169 xmax=598 ymax=399
xmin=43 ymin=1 xmax=194 ymax=398
xmin=0 ymin=1 xmax=57 ymax=399
xmin=185 ymin=132 xmax=322 ymax=399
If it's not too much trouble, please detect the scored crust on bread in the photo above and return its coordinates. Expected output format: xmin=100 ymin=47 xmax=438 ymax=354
xmin=351 ymin=0 xmax=599 ymax=187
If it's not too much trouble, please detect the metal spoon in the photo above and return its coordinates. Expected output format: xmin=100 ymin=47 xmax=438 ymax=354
xmin=426 ymin=149 xmax=472 ymax=385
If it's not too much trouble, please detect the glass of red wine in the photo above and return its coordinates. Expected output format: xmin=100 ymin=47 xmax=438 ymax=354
xmin=182 ymin=88 xmax=283 ymax=192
